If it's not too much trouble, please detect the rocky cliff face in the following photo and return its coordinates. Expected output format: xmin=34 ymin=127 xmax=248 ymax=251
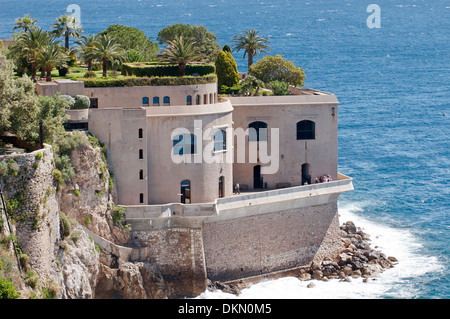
xmin=0 ymin=133 xmax=165 ymax=299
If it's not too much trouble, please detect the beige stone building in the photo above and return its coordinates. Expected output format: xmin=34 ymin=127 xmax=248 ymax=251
xmin=36 ymin=76 xmax=353 ymax=292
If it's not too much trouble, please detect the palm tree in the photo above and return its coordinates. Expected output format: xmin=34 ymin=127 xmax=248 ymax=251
xmin=38 ymin=44 xmax=68 ymax=81
xmin=92 ymin=34 xmax=125 ymax=77
xmin=13 ymin=14 xmax=38 ymax=32
xmin=161 ymin=36 xmax=202 ymax=76
xmin=9 ymin=28 xmax=52 ymax=80
xmin=74 ymin=34 xmax=97 ymax=71
xmin=52 ymin=14 xmax=83 ymax=51
xmin=231 ymin=29 xmax=271 ymax=70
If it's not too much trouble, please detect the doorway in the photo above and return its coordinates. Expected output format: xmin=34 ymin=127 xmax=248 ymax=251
xmin=181 ymin=180 xmax=191 ymax=204
xmin=253 ymin=165 xmax=263 ymax=189
xmin=301 ymin=163 xmax=311 ymax=185
xmin=219 ymin=176 xmax=224 ymax=198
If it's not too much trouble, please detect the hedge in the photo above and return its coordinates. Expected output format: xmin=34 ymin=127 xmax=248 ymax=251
xmin=76 ymin=74 xmax=218 ymax=88
xmin=123 ymin=62 xmax=215 ymax=77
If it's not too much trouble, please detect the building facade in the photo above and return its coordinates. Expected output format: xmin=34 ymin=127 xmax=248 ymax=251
xmin=36 ymin=78 xmax=353 ymax=296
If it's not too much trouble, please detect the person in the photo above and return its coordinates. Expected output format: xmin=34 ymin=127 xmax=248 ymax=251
xmin=235 ymin=182 xmax=240 ymax=194
xmin=315 ymin=177 xmax=320 ymax=184
xmin=327 ymin=174 xmax=332 ymax=181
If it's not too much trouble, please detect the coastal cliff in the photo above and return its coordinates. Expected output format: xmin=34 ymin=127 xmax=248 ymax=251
xmin=0 ymin=132 xmax=396 ymax=299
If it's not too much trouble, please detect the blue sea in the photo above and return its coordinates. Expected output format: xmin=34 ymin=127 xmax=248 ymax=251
xmin=1 ymin=0 xmax=448 ymax=299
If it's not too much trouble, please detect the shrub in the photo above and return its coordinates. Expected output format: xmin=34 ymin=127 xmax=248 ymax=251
xmin=78 ymin=74 xmax=217 ymax=88
xmin=52 ymin=169 xmax=63 ymax=189
xmin=122 ymin=62 xmax=215 ymax=78
xmin=59 ymin=95 xmax=75 ymax=108
xmin=34 ymin=152 xmax=42 ymax=161
xmin=83 ymin=71 xmax=97 ymax=78
xmin=72 ymin=95 xmax=90 ymax=109
xmin=0 ymin=161 xmax=7 ymax=177
xmin=0 ymin=277 xmax=19 ymax=299
xmin=60 ymin=213 xmax=71 ymax=239
xmin=24 ymin=270 xmax=38 ymax=289
xmin=269 ymin=80 xmax=290 ymax=96
xmin=73 ymin=189 xmax=80 ymax=197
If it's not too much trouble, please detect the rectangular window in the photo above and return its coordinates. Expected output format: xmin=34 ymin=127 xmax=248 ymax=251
xmin=214 ymin=129 xmax=227 ymax=152
xmin=139 ymin=193 xmax=144 ymax=204
xmin=139 ymin=149 xmax=144 ymax=159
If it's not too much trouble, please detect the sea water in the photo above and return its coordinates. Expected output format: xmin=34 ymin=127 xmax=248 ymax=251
xmin=0 ymin=0 xmax=448 ymax=299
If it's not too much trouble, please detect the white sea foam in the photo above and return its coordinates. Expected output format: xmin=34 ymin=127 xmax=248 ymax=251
xmin=197 ymin=201 xmax=444 ymax=299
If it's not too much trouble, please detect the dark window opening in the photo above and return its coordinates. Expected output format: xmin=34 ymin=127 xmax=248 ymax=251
xmin=139 ymin=170 xmax=144 ymax=180
xmin=153 ymin=97 xmax=160 ymax=106
xmin=249 ymin=121 xmax=268 ymax=142
xmin=138 ymin=128 xmax=143 ymax=139
xmin=297 ymin=120 xmax=315 ymax=140
xmin=142 ymin=97 xmax=149 ymax=105
xmin=181 ymin=180 xmax=191 ymax=204
xmin=139 ymin=149 xmax=144 ymax=159
xmin=139 ymin=193 xmax=144 ymax=204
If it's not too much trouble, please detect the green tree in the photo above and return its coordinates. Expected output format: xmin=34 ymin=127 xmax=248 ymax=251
xmin=37 ymin=95 xmax=70 ymax=144
xmin=231 ymin=29 xmax=271 ymax=70
xmin=8 ymin=28 xmax=53 ymax=80
xmin=248 ymin=54 xmax=305 ymax=87
xmin=215 ymin=50 xmax=239 ymax=91
xmin=239 ymin=74 xmax=264 ymax=96
xmin=98 ymin=25 xmax=159 ymax=61
xmin=161 ymin=36 xmax=202 ymax=76
xmin=73 ymin=34 xmax=97 ymax=71
xmin=38 ymin=44 xmax=68 ymax=82
xmin=0 ymin=51 xmax=40 ymax=143
xmin=52 ymin=14 xmax=83 ymax=51
xmin=13 ymin=14 xmax=38 ymax=33
xmin=92 ymin=34 xmax=126 ymax=77
xmin=157 ymin=24 xmax=220 ymax=62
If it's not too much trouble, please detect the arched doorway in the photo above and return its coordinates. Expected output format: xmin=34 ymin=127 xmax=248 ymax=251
xmin=301 ymin=163 xmax=311 ymax=185
xmin=254 ymin=165 xmax=263 ymax=189
xmin=181 ymin=180 xmax=191 ymax=204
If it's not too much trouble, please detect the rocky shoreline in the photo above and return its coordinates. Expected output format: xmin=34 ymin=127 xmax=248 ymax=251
xmin=208 ymin=220 xmax=398 ymax=295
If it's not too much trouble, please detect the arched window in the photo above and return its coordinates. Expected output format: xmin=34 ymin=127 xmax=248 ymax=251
xmin=142 ymin=97 xmax=149 ymax=105
xmin=139 ymin=170 xmax=144 ymax=180
xmin=196 ymin=95 xmax=200 ymax=105
xmin=173 ymin=133 xmax=196 ymax=155
xmin=203 ymin=94 xmax=208 ymax=104
xmin=187 ymin=95 xmax=192 ymax=105
xmin=249 ymin=121 xmax=268 ymax=142
xmin=153 ymin=97 xmax=160 ymax=106
xmin=163 ymin=96 xmax=170 ymax=106
xmin=297 ymin=120 xmax=315 ymax=140
xmin=138 ymin=128 xmax=143 ymax=139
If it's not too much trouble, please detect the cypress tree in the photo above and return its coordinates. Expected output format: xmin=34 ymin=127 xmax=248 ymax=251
xmin=215 ymin=50 xmax=239 ymax=92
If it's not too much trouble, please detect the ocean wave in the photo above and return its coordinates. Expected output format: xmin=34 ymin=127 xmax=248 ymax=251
xmin=197 ymin=201 xmax=444 ymax=299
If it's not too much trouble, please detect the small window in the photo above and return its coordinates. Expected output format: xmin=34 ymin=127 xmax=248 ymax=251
xmin=210 ymin=93 xmax=213 ymax=104
xmin=297 ymin=120 xmax=315 ymax=140
xmin=163 ymin=96 xmax=170 ymax=106
xmin=187 ymin=95 xmax=192 ymax=105
xmin=139 ymin=149 xmax=144 ymax=159
xmin=89 ymin=98 xmax=98 ymax=109
xmin=173 ymin=133 xmax=196 ymax=155
xmin=204 ymin=94 xmax=208 ymax=105
xmin=138 ymin=128 xmax=143 ymax=139
xmin=139 ymin=170 xmax=144 ymax=180
xmin=142 ymin=97 xmax=149 ymax=105
xmin=214 ymin=129 xmax=227 ymax=152
xmin=139 ymin=193 xmax=144 ymax=204
xmin=196 ymin=95 xmax=200 ymax=105
xmin=153 ymin=97 xmax=160 ymax=106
